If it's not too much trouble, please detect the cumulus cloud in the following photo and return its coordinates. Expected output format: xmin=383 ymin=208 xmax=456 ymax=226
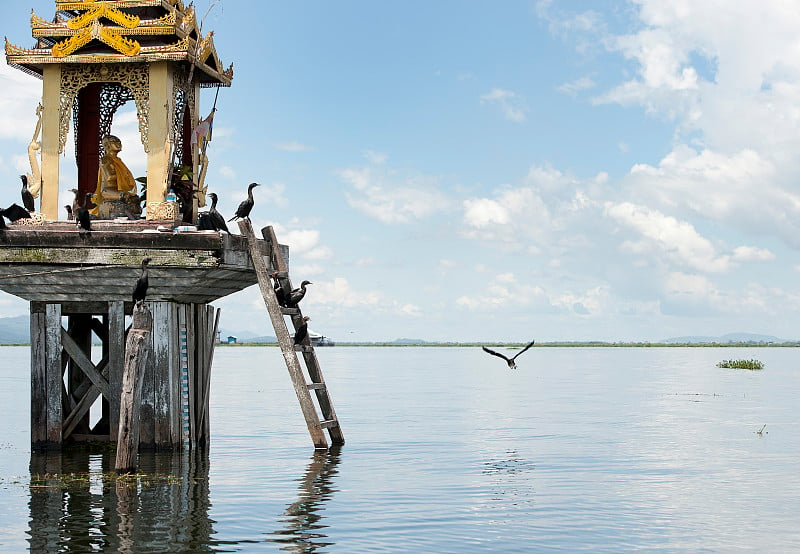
xmin=480 ymin=88 xmax=528 ymax=122
xmin=557 ymin=76 xmax=596 ymax=97
xmin=337 ymin=164 xmax=449 ymax=224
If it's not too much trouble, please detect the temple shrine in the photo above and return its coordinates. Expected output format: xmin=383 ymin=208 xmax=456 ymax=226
xmin=0 ymin=1 xmax=343 ymax=453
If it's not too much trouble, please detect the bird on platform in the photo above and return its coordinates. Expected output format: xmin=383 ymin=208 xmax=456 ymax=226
xmin=132 ymin=257 xmax=152 ymax=304
xmin=228 ymin=182 xmax=260 ymax=222
xmin=20 ymin=175 xmax=35 ymax=213
xmin=208 ymin=193 xmax=230 ymax=233
xmin=0 ymin=203 xmax=31 ymax=230
xmin=482 ymin=340 xmax=536 ymax=369
xmin=76 ymin=192 xmax=93 ymax=232
xmin=294 ymin=316 xmax=310 ymax=345
xmin=270 ymin=272 xmax=287 ymax=306
xmin=286 ymin=280 xmax=312 ymax=307
xmin=65 ymin=205 xmax=73 ymax=221
xmin=69 ymin=188 xmax=80 ymax=215
xmin=197 ymin=212 xmax=215 ymax=230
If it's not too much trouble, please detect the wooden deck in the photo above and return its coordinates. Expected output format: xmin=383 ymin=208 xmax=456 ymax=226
xmin=0 ymin=221 xmax=287 ymax=304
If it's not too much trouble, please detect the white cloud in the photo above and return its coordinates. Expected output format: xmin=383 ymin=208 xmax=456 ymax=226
xmin=557 ymin=76 xmax=596 ymax=97
xmin=337 ymin=165 xmax=449 ymax=224
xmin=480 ymin=88 xmax=528 ymax=122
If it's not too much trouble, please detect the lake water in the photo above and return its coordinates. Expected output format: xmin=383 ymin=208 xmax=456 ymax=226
xmin=1 ymin=345 xmax=799 ymax=552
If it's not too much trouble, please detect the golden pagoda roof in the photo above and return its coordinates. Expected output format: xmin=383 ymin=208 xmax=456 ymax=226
xmin=5 ymin=0 xmax=232 ymax=87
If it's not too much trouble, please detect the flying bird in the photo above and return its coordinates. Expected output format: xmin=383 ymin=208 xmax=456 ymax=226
xmin=132 ymin=257 xmax=152 ymax=303
xmin=294 ymin=316 xmax=310 ymax=345
xmin=228 ymin=182 xmax=260 ymax=222
xmin=20 ymin=175 xmax=35 ymax=212
xmin=207 ymin=192 xmax=230 ymax=233
xmin=286 ymin=280 xmax=312 ymax=307
xmin=76 ymin=192 xmax=93 ymax=232
xmin=0 ymin=203 xmax=31 ymax=229
xmin=482 ymin=340 xmax=536 ymax=369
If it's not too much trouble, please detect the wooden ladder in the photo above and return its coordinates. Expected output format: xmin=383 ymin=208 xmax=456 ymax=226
xmin=239 ymin=220 xmax=344 ymax=449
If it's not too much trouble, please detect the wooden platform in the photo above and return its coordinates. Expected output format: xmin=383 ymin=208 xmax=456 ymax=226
xmin=0 ymin=221 xmax=287 ymax=304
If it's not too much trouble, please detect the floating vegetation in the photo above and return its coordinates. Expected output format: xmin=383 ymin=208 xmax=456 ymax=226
xmin=716 ymin=359 xmax=764 ymax=370
xmin=28 ymin=471 xmax=184 ymax=491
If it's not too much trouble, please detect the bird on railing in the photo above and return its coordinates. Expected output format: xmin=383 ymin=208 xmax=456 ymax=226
xmin=208 ymin=192 xmax=230 ymax=233
xmin=76 ymin=192 xmax=93 ymax=232
xmin=20 ymin=175 xmax=35 ymax=213
xmin=132 ymin=257 xmax=152 ymax=304
xmin=0 ymin=204 xmax=31 ymax=229
xmin=294 ymin=316 xmax=310 ymax=345
xmin=286 ymin=280 xmax=312 ymax=307
xmin=482 ymin=340 xmax=535 ymax=369
xmin=228 ymin=182 xmax=260 ymax=222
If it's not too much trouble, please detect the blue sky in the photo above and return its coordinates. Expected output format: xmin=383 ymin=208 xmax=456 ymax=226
xmin=2 ymin=1 xmax=800 ymax=342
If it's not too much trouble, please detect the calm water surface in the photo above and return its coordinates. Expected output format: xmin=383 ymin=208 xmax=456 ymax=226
xmin=1 ymin=345 xmax=799 ymax=552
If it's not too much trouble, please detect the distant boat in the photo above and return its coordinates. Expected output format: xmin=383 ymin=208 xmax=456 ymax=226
xmin=309 ymin=331 xmax=335 ymax=347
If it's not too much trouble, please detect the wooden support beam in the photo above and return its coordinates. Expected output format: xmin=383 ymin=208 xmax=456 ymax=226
xmin=108 ymin=301 xmax=125 ymax=442
xmin=45 ymin=304 xmax=63 ymax=447
xmin=60 ymin=328 xmax=110 ymax=398
xmin=116 ymin=303 xmax=153 ymax=473
xmin=30 ymin=310 xmax=47 ymax=448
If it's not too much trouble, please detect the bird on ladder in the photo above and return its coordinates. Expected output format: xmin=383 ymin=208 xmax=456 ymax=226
xmin=294 ymin=316 xmax=311 ymax=345
xmin=482 ymin=340 xmax=536 ymax=369
xmin=132 ymin=257 xmax=152 ymax=304
xmin=20 ymin=175 xmax=35 ymax=213
xmin=286 ymin=280 xmax=312 ymax=307
xmin=270 ymin=271 xmax=288 ymax=306
xmin=228 ymin=182 xmax=260 ymax=222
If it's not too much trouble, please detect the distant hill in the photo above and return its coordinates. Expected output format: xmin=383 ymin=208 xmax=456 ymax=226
xmin=663 ymin=333 xmax=790 ymax=344
xmin=0 ymin=315 xmax=30 ymax=344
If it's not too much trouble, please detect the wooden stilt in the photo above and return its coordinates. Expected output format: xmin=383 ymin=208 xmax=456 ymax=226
xmin=115 ymin=302 xmax=152 ymax=473
xmin=108 ymin=301 xmax=125 ymax=442
xmin=30 ymin=309 xmax=47 ymax=449
xmin=45 ymin=304 xmax=62 ymax=449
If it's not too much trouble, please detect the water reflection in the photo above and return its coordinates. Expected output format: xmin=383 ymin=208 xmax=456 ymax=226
xmin=265 ymin=447 xmax=342 ymax=552
xmin=27 ymin=451 xmax=215 ymax=553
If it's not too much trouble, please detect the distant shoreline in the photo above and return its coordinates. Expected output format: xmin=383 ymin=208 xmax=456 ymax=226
xmin=216 ymin=341 xmax=800 ymax=348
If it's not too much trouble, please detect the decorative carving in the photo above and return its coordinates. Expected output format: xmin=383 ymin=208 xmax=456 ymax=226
xmin=59 ymin=63 xmax=150 ymax=154
xmin=27 ymin=103 xmax=43 ymax=198
xmin=146 ymin=201 xmax=181 ymax=221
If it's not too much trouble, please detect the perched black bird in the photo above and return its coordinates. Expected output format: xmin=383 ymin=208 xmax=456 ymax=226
xmin=20 ymin=175 xmax=35 ymax=212
xmin=228 ymin=182 xmax=260 ymax=222
xmin=286 ymin=280 xmax=312 ymax=307
xmin=65 ymin=205 xmax=73 ymax=221
xmin=197 ymin=212 xmax=215 ymax=230
xmin=132 ymin=257 xmax=152 ymax=303
xmin=76 ymin=192 xmax=93 ymax=232
xmin=270 ymin=272 xmax=288 ymax=306
xmin=208 ymin=193 xmax=230 ymax=233
xmin=294 ymin=316 xmax=310 ymax=345
xmin=482 ymin=340 xmax=536 ymax=369
xmin=0 ymin=203 xmax=31 ymax=229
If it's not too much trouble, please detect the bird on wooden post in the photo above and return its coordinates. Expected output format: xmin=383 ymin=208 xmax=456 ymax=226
xmin=482 ymin=340 xmax=536 ymax=369
xmin=0 ymin=204 xmax=31 ymax=230
xmin=76 ymin=193 xmax=93 ymax=232
xmin=294 ymin=316 xmax=310 ymax=345
xmin=208 ymin=192 xmax=230 ymax=233
xmin=20 ymin=175 xmax=35 ymax=213
xmin=132 ymin=257 xmax=152 ymax=304
xmin=286 ymin=280 xmax=312 ymax=307
xmin=228 ymin=182 xmax=260 ymax=222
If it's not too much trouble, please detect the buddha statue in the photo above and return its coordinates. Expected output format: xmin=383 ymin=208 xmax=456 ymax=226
xmin=92 ymin=134 xmax=141 ymax=218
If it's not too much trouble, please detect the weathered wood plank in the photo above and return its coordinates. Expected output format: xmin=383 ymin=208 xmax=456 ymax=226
xmin=30 ymin=310 xmax=47 ymax=447
xmin=138 ymin=302 xmax=157 ymax=448
xmin=60 ymin=328 xmax=110 ymax=398
xmin=0 ymin=247 xmax=221 ymax=266
xmin=116 ymin=303 xmax=153 ymax=473
xmin=186 ymin=303 xmax=197 ymax=449
xmin=45 ymin=304 xmax=63 ymax=447
xmin=66 ymin=314 xmax=92 ymax=435
xmin=108 ymin=301 xmax=125 ymax=443
xmin=153 ymin=302 xmax=173 ymax=447
xmin=169 ymin=302 xmax=181 ymax=446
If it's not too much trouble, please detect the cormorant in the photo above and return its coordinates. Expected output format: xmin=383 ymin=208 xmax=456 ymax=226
xmin=69 ymin=188 xmax=80 ymax=215
xmin=294 ymin=316 xmax=310 ymax=345
xmin=270 ymin=272 xmax=288 ymax=306
xmin=20 ymin=175 xmax=35 ymax=212
xmin=286 ymin=280 xmax=312 ymax=307
xmin=76 ymin=192 xmax=93 ymax=232
xmin=197 ymin=212 xmax=215 ymax=230
xmin=132 ymin=257 xmax=152 ymax=303
xmin=228 ymin=182 xmax=260 ymax=222
xmin=482 ymin=340 xmax=536 ymax=369
xmin=208 ymin=193 xmax=230 ymax=233
xmin=0 ymin=203 xmax=31 ymax=229
xmin=65 ymin=205 xmax=73 ymax=221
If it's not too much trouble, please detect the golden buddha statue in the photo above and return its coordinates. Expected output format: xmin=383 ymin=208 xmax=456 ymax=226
xmin=92 ymin=134 xmax=140 ymax=218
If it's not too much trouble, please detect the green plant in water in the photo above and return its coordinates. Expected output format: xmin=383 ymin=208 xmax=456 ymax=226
xmin=716 ymin=359 xmax=764 ymax=370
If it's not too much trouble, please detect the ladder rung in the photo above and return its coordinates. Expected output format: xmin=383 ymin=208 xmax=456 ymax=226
xmin=273 ymin=271 xmax=289 ymax=279
xmin=307 ymin=383 xmax=326 ymax=391
xmin=281 ymin=307 xmax=300 ymax=315
xmin=319 ymin=419 xmax=338 ymax=429
xmin=293 ymin=345 xmax=313 ymax=353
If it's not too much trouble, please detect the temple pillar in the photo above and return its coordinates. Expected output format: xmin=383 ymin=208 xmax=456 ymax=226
xmin=40 ymin=64 xmax=62 ymax=220
xmin=146 ymin=62 xmax=174 ymax=217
